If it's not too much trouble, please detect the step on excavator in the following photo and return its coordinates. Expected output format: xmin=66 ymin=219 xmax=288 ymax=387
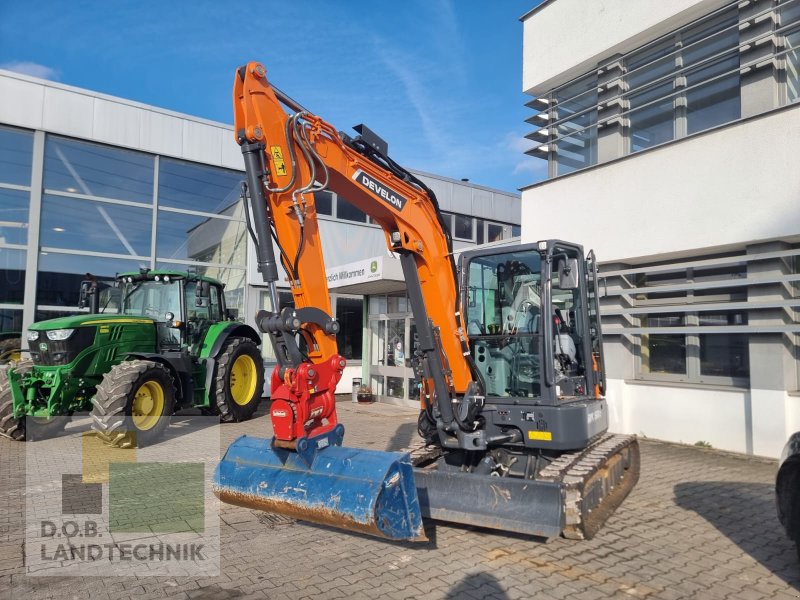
xmin=213 ymin=61 xmax=640 ymax=541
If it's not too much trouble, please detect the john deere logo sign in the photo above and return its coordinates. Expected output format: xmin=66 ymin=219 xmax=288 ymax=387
xmin=326 ymin=258 xmax=382 ymax=288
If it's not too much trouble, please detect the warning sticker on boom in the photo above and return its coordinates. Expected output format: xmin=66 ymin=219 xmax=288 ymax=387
xmin=352 ymin=170 xmax=407 ymax=211
xmin=270 ymin=145 xmax=287 ymax=177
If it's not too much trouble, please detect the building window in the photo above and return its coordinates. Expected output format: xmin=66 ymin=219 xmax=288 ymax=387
xmin=487 ymin=223 xmax=505 ymax=243
xmin=36 ymin=253 xmax=147 ymax=308
xmin=45 ymin=136 xmax=154 ymax=203
xmin=41 ymin=194 xmax=152 ymax=257
xmin=0 ymin=125 xmax=33 ymax=187
xmin=0 ymin=188 xmax=29 ymax=245
xmin=554 ymin=73 xmax=598 ymax=175
xmin=628 ymin=40 xmax=677 ymax=151
xmin=635 ymin=262 xmax=749 ymax=386
xmin=314 ymin=191 xmax=333 ymax=216
xmin=627 ymin=9 xmax=740 ymax=152
xmin=156 ymin=158 xmax=248 ymax=307
xmin=336 ymin=195 xmax=367 ymax=223
xmin=0 ymin=248 xmax=26 ymax=305
xmin=698 ymin=312 xmax=749 ymax=378
xmin=453 ymin=214 xmax=473 ymax=241
xmin=641 ymin=313 xmax=687 ymax=375
xmin=335 ymin=296 xmax=363 ymax=360
xmin=782 ymin=0 xmax=800 ymax=103
xmin=439 ymin=212 xmax=454 ymax=237
xmin=682 ymin=11 xmax=741 ymax=135
xmin=475 ymin=219 xmax=485 ymax=245
xmin=155 ymin=208 xmax=247 ymax=265
xmin=158 ymin=158 xmax=241 ymax=214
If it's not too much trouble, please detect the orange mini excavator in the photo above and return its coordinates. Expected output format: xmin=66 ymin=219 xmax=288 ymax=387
xmin=213 ymin=62 xmax=639 ymax=541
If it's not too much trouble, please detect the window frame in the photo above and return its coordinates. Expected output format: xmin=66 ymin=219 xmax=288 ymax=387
xmin=634 ymin=265 xmax=750 ymax=387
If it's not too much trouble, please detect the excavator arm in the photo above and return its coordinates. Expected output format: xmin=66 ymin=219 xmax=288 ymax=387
xmin=233 ymin=61 xmax=482 ymax=450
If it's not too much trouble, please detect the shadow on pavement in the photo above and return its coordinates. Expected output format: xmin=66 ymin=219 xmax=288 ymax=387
xmin=386 ymin=421 xmax=418 ymax=452
xmin=674 ymin=481 xmax=800 ymax=589
xmin=445 ymin=571 xmax=510 ymax=599
xmin=299 ymin=516 xmax=438 ymax=549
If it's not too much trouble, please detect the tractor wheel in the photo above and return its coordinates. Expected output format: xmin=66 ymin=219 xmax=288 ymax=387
xmin=0 ymin=338 xmax=22 ymax=364
xmin=0 ymin=384 xmax=25 ymax=441
xmin=91 ymin=360 xmax=176 ymax=448
xmin=213 ymin=337 xmax=264 ymax=423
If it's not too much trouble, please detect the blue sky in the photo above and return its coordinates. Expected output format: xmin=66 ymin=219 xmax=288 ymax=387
xmin=0 ymin=1 xmax=545 ymax=193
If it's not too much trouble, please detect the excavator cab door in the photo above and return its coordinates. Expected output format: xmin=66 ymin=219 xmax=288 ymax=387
xmin=585 ymin=250 xmax=606 ymax=396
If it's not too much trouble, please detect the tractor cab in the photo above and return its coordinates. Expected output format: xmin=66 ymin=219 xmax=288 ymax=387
xmin=115 ymin=270 xmax=228 ymax=351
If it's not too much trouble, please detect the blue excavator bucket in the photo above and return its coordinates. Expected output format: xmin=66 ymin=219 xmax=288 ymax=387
xmin=213 ymin=435 xmax=426 ymax=541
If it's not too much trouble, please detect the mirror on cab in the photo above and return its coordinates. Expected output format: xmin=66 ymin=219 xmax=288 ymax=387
xmin=556 ymin=257 xmax=580 ymax=290
xmin=196 ymin=281 xmax=210 ymax=308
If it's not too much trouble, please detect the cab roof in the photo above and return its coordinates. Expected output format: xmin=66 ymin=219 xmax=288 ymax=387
xmin=116 ymin=269 xmax=223 ymax=286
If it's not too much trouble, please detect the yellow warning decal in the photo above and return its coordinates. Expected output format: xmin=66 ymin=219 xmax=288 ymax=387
xmin=99 ymin=327 xmax=110 ymax=334
xmin=270 ymin=145 xmax=288 ymax=176
xmin=528 ymin=430 xmax=552 ymax=441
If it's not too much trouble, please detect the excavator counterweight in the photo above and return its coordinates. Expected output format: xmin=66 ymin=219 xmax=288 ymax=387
xmin=213 ymin=61 xmax=639 ymax=542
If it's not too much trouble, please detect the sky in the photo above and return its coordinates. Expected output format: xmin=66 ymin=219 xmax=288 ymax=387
xmin=0 ymin=1 xmax=546 ymax=194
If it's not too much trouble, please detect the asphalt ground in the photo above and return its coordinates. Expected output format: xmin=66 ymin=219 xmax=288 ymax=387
xmin=1 ymin=399 xmax=798 ymax=599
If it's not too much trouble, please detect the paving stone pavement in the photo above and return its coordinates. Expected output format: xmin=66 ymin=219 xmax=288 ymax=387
xmin=1 ymin=399 xmax=799 ymax=600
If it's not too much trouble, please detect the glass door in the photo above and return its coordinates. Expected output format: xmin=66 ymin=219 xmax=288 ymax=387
xmin=367 ymin=296 xmax=416 ymax=404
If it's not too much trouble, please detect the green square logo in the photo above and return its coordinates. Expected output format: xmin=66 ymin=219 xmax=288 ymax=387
xmin=109 ymin=463 xmax=204 ymax=533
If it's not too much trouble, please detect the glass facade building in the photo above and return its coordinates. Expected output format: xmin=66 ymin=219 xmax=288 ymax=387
xmin=0 ymin=70 xmax=521 ymax=404
xmin=0 ymin=126 xmax=248 ymax=336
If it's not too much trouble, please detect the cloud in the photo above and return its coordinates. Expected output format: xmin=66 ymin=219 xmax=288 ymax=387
xmin=376 ymin=47 xmax=449 ymax=156
xmin=502 ymin=131 xmax=548 ymax=181
xmin=0 ymin=61 xmax=60 ymax=81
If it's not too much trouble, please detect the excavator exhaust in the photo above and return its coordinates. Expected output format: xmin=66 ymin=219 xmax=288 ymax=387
xmin=213 ymin=434 xmax=426 ymax=541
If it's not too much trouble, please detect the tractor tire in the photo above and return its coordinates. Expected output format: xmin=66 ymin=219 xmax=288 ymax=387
xmin=91 ymin=360 xmax=176 ymax=448
xmin=0 ymin=337 xmax=22 ymax=364
xmin=213 ymin=337 xmax=264 ymax=423
xmin=0 ymin=384 xmax=25 ymax=441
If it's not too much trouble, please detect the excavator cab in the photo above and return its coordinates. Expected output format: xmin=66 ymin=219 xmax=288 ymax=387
xmin=461 ymin=240 xmax=607 ymax=450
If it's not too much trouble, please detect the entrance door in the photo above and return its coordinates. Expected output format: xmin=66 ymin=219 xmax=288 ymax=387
xmin=368 ymin=312 xmax=416 ymax=406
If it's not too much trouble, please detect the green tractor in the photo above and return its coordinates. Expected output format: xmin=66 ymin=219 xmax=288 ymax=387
xmin=0 ymin=269 xmax=264 ymax=445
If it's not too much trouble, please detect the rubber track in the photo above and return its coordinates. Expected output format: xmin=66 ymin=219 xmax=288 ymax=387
xmin=402 ymin=433 xmax=640 ymax=540
xmin=537 ymin=433 xmax=640 ymax=539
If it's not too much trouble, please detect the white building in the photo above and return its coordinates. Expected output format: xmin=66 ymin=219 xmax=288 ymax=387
xmin=0 ymin=69 xmax=521 ymax=405
xmin=521 ymin=0 xmax=800 ymax=457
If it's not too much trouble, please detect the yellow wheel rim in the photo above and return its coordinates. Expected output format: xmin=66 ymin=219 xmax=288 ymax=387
xmin=131 ymin=380 xmax=165 ymax=431
xmin=230 ymin=354 xmax=258 ymax=406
